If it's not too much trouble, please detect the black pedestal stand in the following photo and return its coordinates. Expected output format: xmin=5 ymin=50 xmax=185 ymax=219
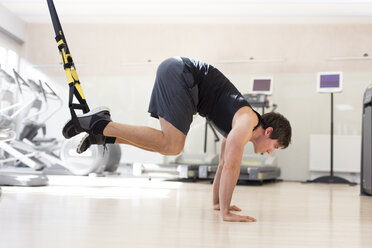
xmin=307 ymin=93 xmax=357 ymax=186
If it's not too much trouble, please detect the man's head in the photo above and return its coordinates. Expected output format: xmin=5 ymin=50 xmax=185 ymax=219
xmin=252 ymin=112 xmax=292 ymax=154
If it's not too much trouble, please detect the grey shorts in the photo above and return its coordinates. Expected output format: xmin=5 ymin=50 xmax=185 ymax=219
xmin=148 ymin=57 xmax=198 ymax=135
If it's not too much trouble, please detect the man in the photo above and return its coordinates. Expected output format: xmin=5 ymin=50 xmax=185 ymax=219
xmin=63 ymin=57 xmax=292 ymax=222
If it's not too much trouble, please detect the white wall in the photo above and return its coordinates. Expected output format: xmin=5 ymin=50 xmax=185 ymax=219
xmin=0 ymin=4 xmax=25 ymax=44
xmin=22 ymin=22 xmax=372 ymax=181
xmin=0 ymin=3 xmax=25 ymax=70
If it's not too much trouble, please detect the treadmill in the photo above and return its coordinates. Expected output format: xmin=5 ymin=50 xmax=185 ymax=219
xmin=199 ymin=78 xmax=281 ymax=183
xmin=131 ymin=120 xmax=219 ymax=180
xmin=199 ymin=152 xmax=280 ymax=182
xmin=169 ymin=120 xmax=220 ymax=180
xmin=361 ymin=84 xmax=372 ymax=196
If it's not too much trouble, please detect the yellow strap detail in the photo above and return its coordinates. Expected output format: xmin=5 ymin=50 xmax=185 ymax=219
xmin=61 ymin=51 xmax=68 ymax=64
xmin=74 ymin=83 xmax=86 ymax=100
xmin=57 ymin=29 xmax=86 ymax=101
xmin=65 ymin=68 xmax=73 ymax=84
xmin=71 ymin=69 xmax=79 ymax=82
xmin=64 ymin=68 xmax=86 ymax=100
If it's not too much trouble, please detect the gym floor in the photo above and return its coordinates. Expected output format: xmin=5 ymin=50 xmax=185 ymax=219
xmin=0 ymin=176 xmax=371 ymax=248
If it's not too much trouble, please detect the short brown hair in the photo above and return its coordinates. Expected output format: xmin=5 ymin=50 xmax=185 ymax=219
xmin=261 ymin=112 xmax=292 ymax=149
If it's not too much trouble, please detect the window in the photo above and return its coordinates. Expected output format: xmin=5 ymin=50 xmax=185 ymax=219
xmin=7 ymin=49 xmax=19 ymax=73
xmin=0 ymin=46 xmax=6 ymax=70
xmin=0 ymin=47 xmax=19 ymax=74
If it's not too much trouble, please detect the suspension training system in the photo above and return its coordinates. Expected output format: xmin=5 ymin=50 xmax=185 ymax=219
xmin=46 ymin=0 xmax=90 ymax=133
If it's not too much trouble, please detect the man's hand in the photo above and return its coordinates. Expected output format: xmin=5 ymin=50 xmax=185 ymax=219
xmin=222 ymin=212 xmax=257 ymax=222
xmin=213 ymin=204 xmax=242 ymax=212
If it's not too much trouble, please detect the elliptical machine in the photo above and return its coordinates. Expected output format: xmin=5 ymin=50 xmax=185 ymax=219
xmin=0 ymin=68 xmax=122 ymax=186
xmin=1 ymin=70 xmax=121 ymax=177
xmin=0 ymin=66 xmax=48 ymax=186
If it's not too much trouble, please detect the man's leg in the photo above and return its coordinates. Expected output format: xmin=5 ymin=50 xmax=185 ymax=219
xmin=103 ymin=117 xmax=186 ymax=156
xmin=113 ymin=138 xmax=156 ymax=152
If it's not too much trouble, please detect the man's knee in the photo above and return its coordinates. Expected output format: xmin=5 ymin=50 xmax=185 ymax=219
xmin=158 ymin=117 xmax=186 ymax=155
xmin=160 ymin=140 xmax=184 ymax=155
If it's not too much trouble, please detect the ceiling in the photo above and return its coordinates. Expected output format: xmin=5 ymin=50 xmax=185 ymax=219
xmin=1 ymin=0 xmax=372 ymax=23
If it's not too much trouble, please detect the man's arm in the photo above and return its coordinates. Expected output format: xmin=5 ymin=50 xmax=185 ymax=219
xmin=213 ymin=139 xmax=241 ymax=211
xmin=213 ymin=139 xmax=226 ymax=209
xmin=218 ymin=109 xmax=258 ymax=222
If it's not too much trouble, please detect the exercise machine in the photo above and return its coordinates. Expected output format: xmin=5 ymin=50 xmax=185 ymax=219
xmin=198 ymin=95 xmax=280 ymax=182
xmin=0 ymin=66 xmax=49 ymax=186
xmin=134 ymin=119 xmax=219 ymax=180
xmin=199 ymin=77 xmax=280 ymax=183
xmin=240 ymin=78 xmax=280 ymax=181
xmin=171 ymin=120 xmax=219 ymax=179
xmin=1 ymin=70 xmax=121 ymax=177
xmin=361 ymin=84 xmax=372 ymax=196
xmin=1 ymin=67 xmax=121 ymax=187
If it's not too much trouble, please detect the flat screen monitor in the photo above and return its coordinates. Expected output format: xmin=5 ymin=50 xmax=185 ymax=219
xmin=251 ymin=77 xmax=273 ymax=95
xmin=317 ymin=72 xmax=343 ymax=93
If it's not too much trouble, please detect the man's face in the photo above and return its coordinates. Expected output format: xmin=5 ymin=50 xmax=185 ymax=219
xmin=253 ymin=127 xmax=280 ymax=154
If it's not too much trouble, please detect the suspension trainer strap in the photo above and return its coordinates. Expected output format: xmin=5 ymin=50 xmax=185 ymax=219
xmin=46 ymin=0 xmax=90 ymax=131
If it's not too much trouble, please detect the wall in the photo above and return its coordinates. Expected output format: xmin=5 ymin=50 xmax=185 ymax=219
xmin=0 ymin=3 xmax=25 ymax=44
xmin=0 ymin=3 xmax=25 ymax=67
xmin=23 ymin=22 xmax=372 ymax=181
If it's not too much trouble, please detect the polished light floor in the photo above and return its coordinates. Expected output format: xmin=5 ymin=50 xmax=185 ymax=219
xmin=0 ymin=176 xmax=371 ymax=248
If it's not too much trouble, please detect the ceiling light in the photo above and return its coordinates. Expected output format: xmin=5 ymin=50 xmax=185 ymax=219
xmin=328 ymin=53 xmax=372 ymax=61
xmin=216 ymin=57 xmax=286 ymax=64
